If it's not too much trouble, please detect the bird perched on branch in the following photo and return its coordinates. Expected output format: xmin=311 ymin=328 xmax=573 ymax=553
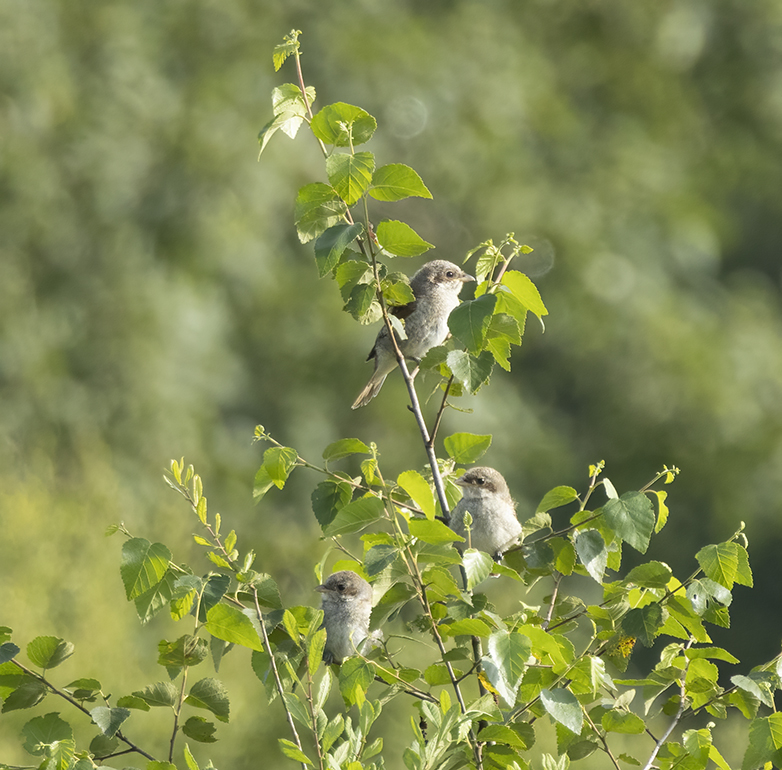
xmin=448 ymin=467 xmax=522 ymax=560
xmin=351 ymin=259 xmax=475 ymax=409
xmin=316 ymin=570 xmax=375 ymax=664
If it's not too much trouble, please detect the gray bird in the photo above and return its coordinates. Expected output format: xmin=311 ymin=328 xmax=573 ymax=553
xmin=351 ymin=259 xmax=475 ymax=409
xmin=316 ymin=570 xmax=374 ymax=664
xmin=448 ymin=467 xmax=522 ymax=560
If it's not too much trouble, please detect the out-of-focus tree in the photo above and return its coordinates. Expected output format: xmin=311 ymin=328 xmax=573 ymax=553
xmin=2 ymin=1 xmax=782 ymax=767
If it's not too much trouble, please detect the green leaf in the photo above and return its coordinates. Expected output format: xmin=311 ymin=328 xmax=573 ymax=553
xmin=365 ymin=544 xmax=399 ymax=576
xmin=696 ymin=543 xmax=739 ymax=590
xmin=477 ymin=724 xmax=531 ymax=750
xmin=313 ymin=223 xmax=364 ymax=277
xmin=339 ymin=658 xmax=374 ymax=708
xmin=485 ymin=313 xmax=522 ymax=370
xmin=343 ymin=281 xmax=380 ymax=324
xmin=310 ymin=102 xmax=377 ymax=147
xmin=205 ymin=605 xmax=263 ymax=651
xmin=573 ymin=529 xmax=607 ymax=583
xmin=89 ymin=733 xmax=119 ymax=759
xmin=278 ymin=738 xmax=314 ymax=766
xmin=272 ymin=31 xmax=300 ymax=72
xmin=183 ymin=716 xmax=217 ymax=744
xmin=397 ymin=470 xmax=435 ymax=520
xmin=157 ymin=635 xmax=209 ymax=667
xmin=322 ymin=495 xmax=385 ymax=536
xmin=500 ymin=271 xmax=548 ymax=320
xmin=186 ymin=678 xmax=230 ymax=723
xmin=369 ymin=163 xmax=432 ymax=202
xmin=294 ymin=183 xmax=348 ymax=244
xmin=440 ymin=618 xmax=492 ymax=638
xmin=26 ymin=637 xmax=74 ymax=670
xmin=375 ymin=220 xmax=433 ymax=257
xmin=250 ymin=573 xmax=283 ymax=610
xmin=650 ymin=489 xmax=669 ymax=533
xmin=323 ymin=438 xmax=371 ymax=462
xmin=603 ymin=492 xmax=655 ymax=553
xmin=311 ymin=479 xmax=354 ymax=529
xmin=0 ymin=642 xmax=19 ymax=665
xmin=446 ymin=349 xmax=494 ymax=393
xmin=1 ymin=677 xmax=47 ymax=712
xmin=307 ymin=628 xmax=327 ymax=679
xmin=540 ymin=688 xmax=583 ymax=734
xmin=21 ymin=712 xmax=73 ymax=756
xmin=443 ymin=432 xmax=492 ymax=464
xmin=133 ymin=681 xmax=178 ymax=708
xmin=742 ymin=714 xmax=782 ymax=770
xmin=624 ymin=561 xmax=672 ymax=589
xmin=90 ymin=706 xmax=130 ymax=738
xmin=116 ymin=694 xmax=150 ymax=711
xmin=409 ymin=518 xmax=464 ymax=545
xmin=448 ymin=295 xmax=497 ymax=354
xmin=120 ymin=539 xmax=171 ymax=601
xmin=483 ymin=630 xmax=531 ymax=707
xmin=134 ymin=569 xmax=175 ymax=623
xmin=537 ymin=486 xmax=578 ymax=513
xmin=735 ymin=544 xmax=753 ymax=587
xmin=602 ymin=710 xmax=645 ymax=734
xmin=462 ymin=549 xmax=494 ymax=590
xmin=65 ymin=678 xmax=102 ymax=699
xmin=326 ymin=152 xmax=375 ymax=206
xmin=621 ymin=604 xmax=664 ymax=647
xmin=264 ymin=446 xmax=298 ymax=489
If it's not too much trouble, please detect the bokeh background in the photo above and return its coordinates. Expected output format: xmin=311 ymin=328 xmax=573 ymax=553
xmin=3 ymin=0 xmax=782 ymax=767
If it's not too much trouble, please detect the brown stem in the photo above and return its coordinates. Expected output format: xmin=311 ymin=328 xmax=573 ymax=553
xmin=641 ymin=640 xmax=693 ymax=770
xmin=10 ymin=660 xmax=157 ymax=762
xmin=252 ymin=588 xmax=309 ymax=770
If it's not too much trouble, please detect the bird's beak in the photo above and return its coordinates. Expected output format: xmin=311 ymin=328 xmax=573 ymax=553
xmin=461 ymin=273 xmax=476 ymax=283
xmin=315 ymin=584 xmax=328 ymax=593
xmin=455 ymin=474 xmax=467 ymax=486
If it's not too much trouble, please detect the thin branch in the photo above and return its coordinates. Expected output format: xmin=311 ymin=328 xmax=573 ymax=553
xmin=542 ymin=574 xmax=563 ymax=630
xmin=251 ymin=587 xmax=309 ymax=770
xmin=583 ymin=708 xmax=622 ymax=770
xmin=169 ymin=667 xmax=189 ymax=763
xmin=9 ymin=660 xmax=157 ymax=762
xmin=428 ymin=375 xmax=454 ymax=446
xmin=641 ymin=640 xmax=693 ymax=770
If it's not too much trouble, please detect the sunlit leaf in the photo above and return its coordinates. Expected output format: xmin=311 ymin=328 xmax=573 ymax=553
xmin=369 ymin=163 xmax=432 ymax=201
xmin=310 ymin=102 xmax=376 ymax=147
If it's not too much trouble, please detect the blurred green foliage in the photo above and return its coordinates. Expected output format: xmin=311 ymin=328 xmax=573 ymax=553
xmin=3 ymin=1 xmax=782 ymax=768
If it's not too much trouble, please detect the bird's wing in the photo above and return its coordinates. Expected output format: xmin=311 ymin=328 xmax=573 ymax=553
xmin=390 ymin=300 xmax=417 ymax=320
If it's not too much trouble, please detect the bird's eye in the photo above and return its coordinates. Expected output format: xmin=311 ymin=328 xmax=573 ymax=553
xmin=446 ymin=270 xmax=455 ymax=278
xmin=337 ymin=582 xmax=346 ymax=592
xmin=476 ymin=477 xmax=485 ymax=485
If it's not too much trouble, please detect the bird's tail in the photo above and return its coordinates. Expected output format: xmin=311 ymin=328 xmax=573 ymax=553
xmin=351 ymin=371 xmax=389 ymax=409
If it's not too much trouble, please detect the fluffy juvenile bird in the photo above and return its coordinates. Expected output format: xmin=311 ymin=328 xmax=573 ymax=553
xmin=351 ymin=259 xmax=475 ymax=409
xmin=448 ymin=467 xmax=522 ymax=560
xmin=316 ymin=570 xmax=374 ymax=664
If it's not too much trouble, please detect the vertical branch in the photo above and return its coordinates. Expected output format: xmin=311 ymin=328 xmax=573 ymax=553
xmin=641 ymin=640 xmax=693 ymax=770
xmin=252 ymin=588 xmax=309 ymax=770
xmin=169 ymin=667 xmax=189 ymax=763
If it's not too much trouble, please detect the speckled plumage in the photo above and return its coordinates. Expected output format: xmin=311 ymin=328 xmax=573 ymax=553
xmin=449 ymin=467 xmax=522 ymax=559
xmin=316 ymin=570 xmax=374 ymax=664
xmin=351 ymin=260 xmax=474 ymax=409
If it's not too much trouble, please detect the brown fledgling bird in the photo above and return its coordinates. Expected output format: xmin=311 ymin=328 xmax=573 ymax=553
xmin=448 ymin=467 xmax=522 ymax=560
xmin=351 ymin=259 xmax=475 ymax=409
xmin=316 ymin=570 xmax=375 ymax=664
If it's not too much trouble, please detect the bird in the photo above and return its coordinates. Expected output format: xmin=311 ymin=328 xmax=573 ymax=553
xmin=351 ymin=259 xmax=475 ymax=409
xmin=316 ymin=570 xmax=375 ymax=664
xmin=448 ymin=467 xmax=522 ymax=560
